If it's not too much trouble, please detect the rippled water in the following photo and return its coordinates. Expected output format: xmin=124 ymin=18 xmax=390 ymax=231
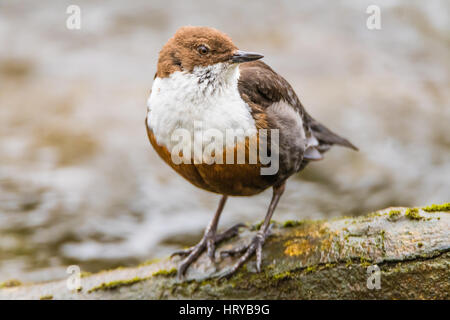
xmin=0 ymin=0 xmax=449 ymax=282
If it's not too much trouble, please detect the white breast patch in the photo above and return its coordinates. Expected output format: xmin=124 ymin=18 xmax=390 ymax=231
xmin=147 ymin=63 xmax=256 ymax=162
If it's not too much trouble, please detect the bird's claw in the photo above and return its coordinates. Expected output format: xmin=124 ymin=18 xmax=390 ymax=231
xmin=219 ymin=226 xmax=272 ymax=279
xmin=172 ymin=223 xmax=246 ymax=279
xmin=170 ymin=246 xmax=196 ymax=258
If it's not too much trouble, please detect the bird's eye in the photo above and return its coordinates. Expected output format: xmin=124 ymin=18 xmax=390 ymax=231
xmin=197 ymin=45 xmax=209 ymax=55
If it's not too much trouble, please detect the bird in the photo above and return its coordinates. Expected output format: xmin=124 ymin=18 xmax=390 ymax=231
xmin=145 ymin=26 xmax=357 ymax=279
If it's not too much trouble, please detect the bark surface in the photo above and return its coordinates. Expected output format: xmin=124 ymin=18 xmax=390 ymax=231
xmin=1 ymin=205 xmax=449 ymax=299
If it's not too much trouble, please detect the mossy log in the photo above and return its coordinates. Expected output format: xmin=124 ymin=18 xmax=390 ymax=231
xmin=1 ymin=204 xmax=449 ymax=299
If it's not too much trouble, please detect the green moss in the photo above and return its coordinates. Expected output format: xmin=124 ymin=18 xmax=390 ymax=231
xmin=88 ymin=276 xmax=149 ymax=293
xmin=152 ymin=268 xmax=177 ymax=277
xmin=199 ymin=278 xmax=218 ymax=287
xmin=272 ymin=271 xmax=293 ymax=280
xmin=345 ymin=259 xmax=353 ymax=267
xmin=80 ymin=271 xmax=92 ymax=278
xmin=405 ymin=208 xmax=423 ymax=220
xmin=39 ymin=295 xmax=53 ymax=300
xmin=251 ymin=220 xmax=264 ymax=231
xmin=138 ymin=258 xmax=161 ymax=267
xmin=282 ymin=220 xmax=302 ymax=228
xmin=360 ymin=257 xmax=371 ymax=267
xmin=226 ymin=265 xmax=248 ymax=285
xmin=367 ymin=211 xmax=383 ymax=218
xmin=422 ymin=203 xmax=450 ymax=212
xmin=388 ymin=210 xmax=401 ymax=221
xmin=0 ymin=279 xmax=22 ymax=289
xmin=304 ymin=266 xmax=317 ymax=274
xmin=251 ymin=220 xmax=278 ymax=231
xmin=272 ymin=262 xmax=337 ymax=280
xmin=225 ymin=264 xmax=274 ymax=288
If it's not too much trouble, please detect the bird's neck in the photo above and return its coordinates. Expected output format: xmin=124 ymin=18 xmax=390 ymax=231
xmin=173 ymin=63 xmax=240 ymax=101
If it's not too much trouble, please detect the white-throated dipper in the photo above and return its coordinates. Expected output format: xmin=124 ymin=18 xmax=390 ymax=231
xmin=146 ymin=26 xmax=357 ymax=278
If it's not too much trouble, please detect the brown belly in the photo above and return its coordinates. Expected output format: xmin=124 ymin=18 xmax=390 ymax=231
xmin=146 ymin=125 xmax=273 ymax=196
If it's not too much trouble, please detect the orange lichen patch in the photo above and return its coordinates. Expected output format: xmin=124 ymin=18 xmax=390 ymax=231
xmin=288 ymin=222 xmax=329 ymax=239
xmin=283 ymin=223 xmax=336 ymax=257
xmin=319 ymin=232 xmax=337 ymax=252
xmin=284 ymin=239 xmax=314 ymax=257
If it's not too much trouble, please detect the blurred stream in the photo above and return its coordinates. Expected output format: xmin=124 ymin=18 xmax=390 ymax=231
xmin=0 ymin=0 xmax=449 ymax=282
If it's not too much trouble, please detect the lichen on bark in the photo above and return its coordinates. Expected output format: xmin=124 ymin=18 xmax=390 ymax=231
xmin=1 ymin=204 xmax=449 ymax=300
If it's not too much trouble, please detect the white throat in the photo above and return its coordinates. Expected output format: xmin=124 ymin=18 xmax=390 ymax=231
xmin=147 ymin=63 xmax=256 ymax=156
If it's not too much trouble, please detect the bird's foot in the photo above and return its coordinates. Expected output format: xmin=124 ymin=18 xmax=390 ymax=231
xmin=171 ymin=223 xmax=245 ymax=278
xmin=219 ymin=224 xmax=273 ymax=279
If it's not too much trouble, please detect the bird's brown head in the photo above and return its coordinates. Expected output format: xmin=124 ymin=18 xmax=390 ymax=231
xmin=156 ymin=26 xmax=263 ymax=78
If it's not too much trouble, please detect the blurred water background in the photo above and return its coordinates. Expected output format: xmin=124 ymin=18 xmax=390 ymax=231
xmin=0 ymin=0 xmax=449 ymax=283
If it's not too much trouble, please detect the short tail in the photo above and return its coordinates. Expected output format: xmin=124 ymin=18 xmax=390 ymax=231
xmin=305 ymin=112 xmax=358 ymax=152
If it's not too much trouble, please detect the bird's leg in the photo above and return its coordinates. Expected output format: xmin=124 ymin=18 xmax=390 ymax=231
xmin=172 ymin=195 xmax=244 ymax=278
xmin=171 ymin=223 xmax=244 ymax=259
xmin=220 ymin=182 xmax=286 ymax=278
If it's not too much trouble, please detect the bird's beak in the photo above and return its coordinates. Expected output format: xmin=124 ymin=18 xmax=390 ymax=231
xmin=231 ymin=50 xmax=264 ymax=63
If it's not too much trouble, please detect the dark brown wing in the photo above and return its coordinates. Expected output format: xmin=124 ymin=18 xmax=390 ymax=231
xmin=237 ymin=61 xmax=306 ymax=128
xmin=237 ymin=61 xmax=308 ymax=177
xmin=237 ymin=61 xmax=357 ymax=158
